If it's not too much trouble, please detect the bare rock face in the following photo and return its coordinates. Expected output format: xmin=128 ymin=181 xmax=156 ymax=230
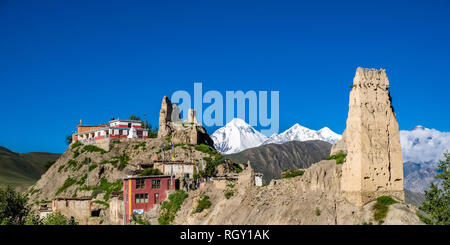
xmin=340 ymin=67 xmax=404 ymax=206
xmin=157 ymin=96 xmax=215 ymax=147
xmin=158 ymin=96 xmax=173 ymax=138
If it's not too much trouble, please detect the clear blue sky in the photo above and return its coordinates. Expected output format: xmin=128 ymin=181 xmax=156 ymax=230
xmin=1 ymin=0 xmax=449 ymax=153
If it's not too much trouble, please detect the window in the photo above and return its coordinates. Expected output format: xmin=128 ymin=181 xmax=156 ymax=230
xmin=136 ymin=179 xmax=145 ymax=189
xmin=152 ymin=179 xmax=161 ymax=189
xmin=167 ymin=179 xmax=171 ymax=189
xmin=135 ymin=194 xmax=148 ymax=204
xmin=154 ymin=193 xmax=159 ymax=204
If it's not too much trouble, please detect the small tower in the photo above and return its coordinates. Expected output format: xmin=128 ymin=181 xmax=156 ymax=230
xmin=340 ymin=67 xmax=404 ymax=206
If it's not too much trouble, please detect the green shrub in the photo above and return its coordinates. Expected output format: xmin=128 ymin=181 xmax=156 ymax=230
xmin=133 ymin=142 xmax=146 ymax=151
xmin=73 ymin=149 xmax=80 ymax=158
xmin=224 ymin=190 xmax=234 ymax=199
xmin=71 ymin=141 xmax=82 ymax=149
xmin=138 ymin=168 xmax=163 ymax=176
xmin=315 ymin=208 xmax=321 ymax=216
xmin=82 ymin=145 xmax=107 ymax=154
xmin=93 ymin=200 xmax=110 ymax=209
xmin=231 ymin=163 xmax=243 ymax=173
xmin=130 ymin=214 xmax=151 ymax=225
xmin=88 ymin=163 xmax=98 ymax=172
xmin=67 ymin=159 xmax=78 ymax=170
xmin=76 ymin=174 xmax=87 ymax=186
xmin=117 ymin=154 xmax=130 ymax=170
xmin=327 ymin=152 xmax=347 ymax=164
xmin=158 ymin=190 xmax=188 ymax=225
xmin=193 ymin=195 xmax=212 ymax=213
xmin=372 ymin=196 xmax=398 ymax=224
xmin=41 ymin=212 xmax=77 ymax=225
xmin=55 ymin=178 xmax=77 ymax=196
xmin=79 ymin=178 xmax=122 ymax=201
xmin=282 ymin=169 xmax=305 ymax=178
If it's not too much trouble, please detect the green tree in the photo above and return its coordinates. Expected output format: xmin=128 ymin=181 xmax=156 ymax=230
xmin=418 ymin=151 xmax=450 ymax=225
xmin=65 ymin=135 xmax=72 ymax=145
xmin=41 ymin=212 xmax=78 ymax=225
xmin=0 ymin=186 xmax=30 ymax=225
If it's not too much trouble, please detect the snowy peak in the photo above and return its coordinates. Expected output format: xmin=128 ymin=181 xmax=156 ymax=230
xmin=211 ymin=118 xmax=268 ymax=155
xmin=263 ymin=124 xmax=341 ymax=145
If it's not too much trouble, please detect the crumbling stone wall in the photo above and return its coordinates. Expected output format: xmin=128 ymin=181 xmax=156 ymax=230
xmin=157 ymin=96 xmax=215 ymax=147
xmin=340 ymin=67 xmax=404 ymax=206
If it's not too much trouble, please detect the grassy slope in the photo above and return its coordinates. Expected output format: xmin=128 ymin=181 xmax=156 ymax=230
xmin=0 ymin=146 xmax=61 ymax=191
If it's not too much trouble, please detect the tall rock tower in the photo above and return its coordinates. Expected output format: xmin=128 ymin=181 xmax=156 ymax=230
xmin=340 ymin=67 xmax=404 ymax=206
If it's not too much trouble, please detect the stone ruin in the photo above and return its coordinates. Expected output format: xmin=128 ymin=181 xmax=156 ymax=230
xmin=158 ymin=96 xmax=215 ymax=147
xmin=332 ymin=67 xmax=404 ymax=206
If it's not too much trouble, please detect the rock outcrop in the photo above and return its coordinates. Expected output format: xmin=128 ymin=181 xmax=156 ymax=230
xmin=173 ymin=160 xmax=421 ymax=225
xmin=338 ymin=67 xmax=404 ymax=206
xmin=157 ymin=96 xmax=214 ymax=147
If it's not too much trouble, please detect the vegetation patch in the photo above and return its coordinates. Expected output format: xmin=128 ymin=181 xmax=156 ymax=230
xmin=158 ymin=190 xmax=188 ymax=225
xmin=71 ymin=141 xmax=82 ymax=149
xmin=372 ymin=196 xmax=398 ymax=224
xmin=117 ymin=154 xmax=130 ymax=170
xmin=55 ymin=177 xmax=77 ymax=196
xmin=80 ymin=178 xmax=122 ymax=201
xmin=130 ymin=214 xmax=151 ymax=225
xmin=282 ymin=169 xmax=305 ymax=178
xmin=138 ymin=168 xmax=163 ymax=176
xmin=417 ymin=152 xmax=450 ymax=225
xmin=315 ymin=208 xmax=321 ymax=216
xmin=327 ymin=152 xmax=347 ymax=164
xmin=82 ymin=145 xmax=107 ymax=154
xmin=193 ymin=195 xmax=212 ymax=213
xmin=224 ymin=190 xmax=234 ymax=199
xmin=133 ymin=142 xmax=146 ymax=151
xmin=93 ymin=200 xmax=110 ymax=209
xmin=88 ymin=163 xmax=98 ymax=172
xmin=230 ymin=163 xmax=243 ymax=173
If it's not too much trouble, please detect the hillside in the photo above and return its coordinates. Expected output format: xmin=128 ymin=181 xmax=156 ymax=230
xmin=173 ymin=160 xmax=422 ymax=225
xmin=28 ymin=138 xmax=213 ymax=224
xmin=226 ymin=140 xmax=332 ymax=184
xmin=0 ymin=146 xmax=60 ymax=191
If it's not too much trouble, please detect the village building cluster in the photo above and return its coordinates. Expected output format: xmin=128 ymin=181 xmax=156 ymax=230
xmin=73 ymin=118 xmax=150 ymax=144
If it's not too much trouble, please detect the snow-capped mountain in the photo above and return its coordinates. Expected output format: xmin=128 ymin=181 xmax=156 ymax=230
xmin=400 ymin=126 xmax=450 ymax=193
xmin=263 ymin=124 xmax=341 ymax=145
xmin=211 ymin=118 xmax=268 ymax=154
xmin=211 ymin=119 xmax=341 ymax=154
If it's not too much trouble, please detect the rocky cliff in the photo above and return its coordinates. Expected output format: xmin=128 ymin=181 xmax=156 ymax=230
xmin=173 ymin=160 xmax=421 ymax=225
xmin=158 ymin=96 xmax=215 ymax=147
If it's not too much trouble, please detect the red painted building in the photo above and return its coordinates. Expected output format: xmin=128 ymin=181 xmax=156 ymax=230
xmin=123 ymin=175 xmax=174 ymax=224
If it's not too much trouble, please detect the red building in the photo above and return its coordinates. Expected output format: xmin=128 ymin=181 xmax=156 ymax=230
xmin=123 ymin=175 xmax=174 ymax=224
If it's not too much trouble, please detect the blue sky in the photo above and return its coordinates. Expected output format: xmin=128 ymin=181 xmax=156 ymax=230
xmin=1 ymin=0 xmax=449 ymax=153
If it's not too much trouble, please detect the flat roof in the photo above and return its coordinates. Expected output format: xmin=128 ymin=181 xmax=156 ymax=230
xmin=109 ymin=119 xmax=143 ymax=123
xmin=75 ymin=126 xmax=149 ymax=135
xmin=123 ymin=175 xmax=173 ymax=180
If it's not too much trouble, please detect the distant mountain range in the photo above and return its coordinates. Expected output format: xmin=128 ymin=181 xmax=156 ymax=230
xmin=226 ymin=140 xmax=332 ymax=184
xmin=400 ymin=126 xmax=450 ymax=193
xmin=211 ymin=118 xmax=341 ymax=154
xmin=212 ymin=119 xmax=450 ymax=194
xmin=0 ymin=146 xmax=61 ymax=191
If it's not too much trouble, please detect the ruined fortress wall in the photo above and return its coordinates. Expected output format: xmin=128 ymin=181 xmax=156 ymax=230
xmin=341 ymin=68 xmax=404 ymax=206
